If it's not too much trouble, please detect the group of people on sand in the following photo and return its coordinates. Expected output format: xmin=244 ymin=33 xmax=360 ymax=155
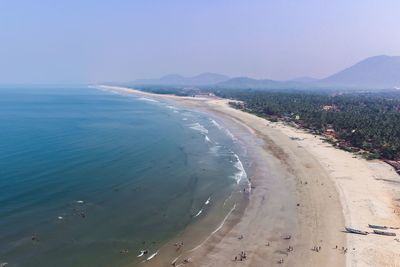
xmin=277 ymin=245 xmax=294 ymax=264
xmin=313 ymin=244 xmax=350 ymax=254
xmin=174 ymin=241 xmax=184 ymax=251
xmin=234 ymin=251 xmax=247 ymax=261
xmin=334 ymin=245 xmax=348 ymax=254
xmin=312 ymin=245 xmax=322 ymax=252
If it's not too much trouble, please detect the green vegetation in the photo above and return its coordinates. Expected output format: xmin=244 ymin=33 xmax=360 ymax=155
xmin=214 ymin=89 xmax=400 ymax=160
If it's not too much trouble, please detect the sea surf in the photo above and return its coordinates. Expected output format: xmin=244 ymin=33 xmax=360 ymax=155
xmin=0 ymin=85 xmax=249 ymax=267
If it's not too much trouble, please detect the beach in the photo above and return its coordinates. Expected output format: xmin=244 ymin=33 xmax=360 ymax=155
xmin=99 ymin=85 xmax=400 ymax=267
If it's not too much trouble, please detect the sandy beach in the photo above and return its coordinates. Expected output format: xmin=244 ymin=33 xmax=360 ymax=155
xmin=98 ymin=85 xmax=400 ymax=267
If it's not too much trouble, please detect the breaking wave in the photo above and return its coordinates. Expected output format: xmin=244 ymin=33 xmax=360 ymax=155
xmin=139 ymin=97 xmax=159 ymax=103
xmin=188 ymin=122 xmax=208 ymax=134
xmin=189 ymin=204 xmax=236 ymax=252
xmin=166 ymin=105 xmax=179 ymax=110
xmin=209 ymin=118 xmax=237 ymax=141
xmin=210 ymin=119 xmax=223 ymax=130
xmin=194 ymin=209 xmax=203 ymax=217
xmin=224 ymin=128 xmax=237 ymax=141
xmin=232 ymin=153 xmax=247 ymax=184
xmin=146 ymin=251 xmax=159 ymax=261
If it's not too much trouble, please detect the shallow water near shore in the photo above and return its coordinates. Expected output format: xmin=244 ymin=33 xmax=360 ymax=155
xmin=0 ymin=86 xmax=248 ymax=267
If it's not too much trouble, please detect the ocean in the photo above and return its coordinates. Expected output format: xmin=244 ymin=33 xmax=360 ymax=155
xmin=0 ymin=86 xmax=247 ymax=267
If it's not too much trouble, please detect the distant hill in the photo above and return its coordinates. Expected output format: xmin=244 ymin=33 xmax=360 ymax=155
xmin=215 ymin=76 xmax=312 ymax=89
xmin=127 ymin=55 xmax=400 ymax=90
xmin=215 ymin=77 xmax=280 ymax=89
xmin=320 ymin=55 xmax=400 ymax=88
xmin=131 ymin=74 xmax=313 ymax=90
xmin=132 ymin=72 xmax=230 ymax=86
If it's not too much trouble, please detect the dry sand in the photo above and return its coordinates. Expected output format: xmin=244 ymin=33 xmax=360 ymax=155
xmin=98 ymin=85 xmax=400 ymax=267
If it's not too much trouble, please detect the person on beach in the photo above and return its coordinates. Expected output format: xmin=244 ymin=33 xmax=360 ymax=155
xmin=31 ymin=233 xmax=39 ymax=242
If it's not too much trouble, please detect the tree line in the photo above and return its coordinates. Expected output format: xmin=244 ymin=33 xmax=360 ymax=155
xmin=213 ymin=88 xmax=400 ymax=160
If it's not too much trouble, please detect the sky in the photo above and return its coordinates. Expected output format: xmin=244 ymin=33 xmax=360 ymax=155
xmin=1 ymin=0 xmax=400 ymax=83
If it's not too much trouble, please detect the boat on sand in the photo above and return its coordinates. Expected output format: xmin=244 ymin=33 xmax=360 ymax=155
xmin=373 ymin=229 xmax=396 ymax=236
xmin=368 ymin=224 xmax=387 ymax=229
xmin=345 ymin=227 xmax=369 ymax=235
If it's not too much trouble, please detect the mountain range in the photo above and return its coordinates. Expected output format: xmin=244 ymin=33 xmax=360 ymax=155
xmin=133 ymin=72 xmax=230 ymax=86
xmin=130 ymin=55 xmax=400 ymax=89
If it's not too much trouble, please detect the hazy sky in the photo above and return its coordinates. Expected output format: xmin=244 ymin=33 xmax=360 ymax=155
xmin=1 ymin=0 xmax=400 ymax=83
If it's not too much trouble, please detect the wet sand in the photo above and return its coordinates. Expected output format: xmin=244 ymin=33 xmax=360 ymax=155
xmin=98 ymin=85 xmax=400 ymax=267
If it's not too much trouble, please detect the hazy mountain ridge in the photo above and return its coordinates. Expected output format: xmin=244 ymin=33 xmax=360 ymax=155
xmin=132 ymin=72 xmax=230 ymax=86
xmin=215 ymin=77 xmax=280 ymax=88
xmin=130 ymin=55 xmax=400 ymax=89
xmin=320 ymin=55 xmax=400 ymax=88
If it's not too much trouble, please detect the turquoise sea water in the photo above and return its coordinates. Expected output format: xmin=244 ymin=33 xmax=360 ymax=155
xmin=0 ymin=86 xmax=245 ymax=267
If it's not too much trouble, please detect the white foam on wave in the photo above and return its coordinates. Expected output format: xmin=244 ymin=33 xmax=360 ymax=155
xmin=224 ymin=128 xmax=237 ymax=141
xmin=205 ymin=197 xmax=211 ymax=205
xmin=210 ymin=118 xmax=237 ymax=141
xmin=166 ymin=105 xmax=179 ymax=110
xmin=146 ymin=251 xmax=159 ymax=261
xmin=139 ymin=97 xmax=159 ymax=103
xmin=189 ymin=204 xmax=236 ymax=252
xmin=188 ymin=123 xmax=208 ymax=134
xmin=104 ymin=90 xmax=124 ymax=96
xmin=210 ymin=119 xmax=223 ymax=130
xmin=182 ymin=118 xmax=188 ymax=121
xmin=223 ymin=193 xmax=233 ymax=206
xmin=194 ymin=209 xmax=203 ymax=217
xmin=232 ymin=153 xmax=247 ymax=184
xmin=181 ymin=111 xmax=192 ymax=116
xmin=209 ymin=145 xmax=220 ymax=155
xmin=204 ymin=135 xmax=211 ymax=143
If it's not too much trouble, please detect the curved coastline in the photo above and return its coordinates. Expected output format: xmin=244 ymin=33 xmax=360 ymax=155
xmin=98 ymin=85 xmax=400 ymax=267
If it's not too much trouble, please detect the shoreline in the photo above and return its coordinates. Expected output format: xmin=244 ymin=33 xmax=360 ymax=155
xmin=98 ymin=85 xmax=400 ymax=266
